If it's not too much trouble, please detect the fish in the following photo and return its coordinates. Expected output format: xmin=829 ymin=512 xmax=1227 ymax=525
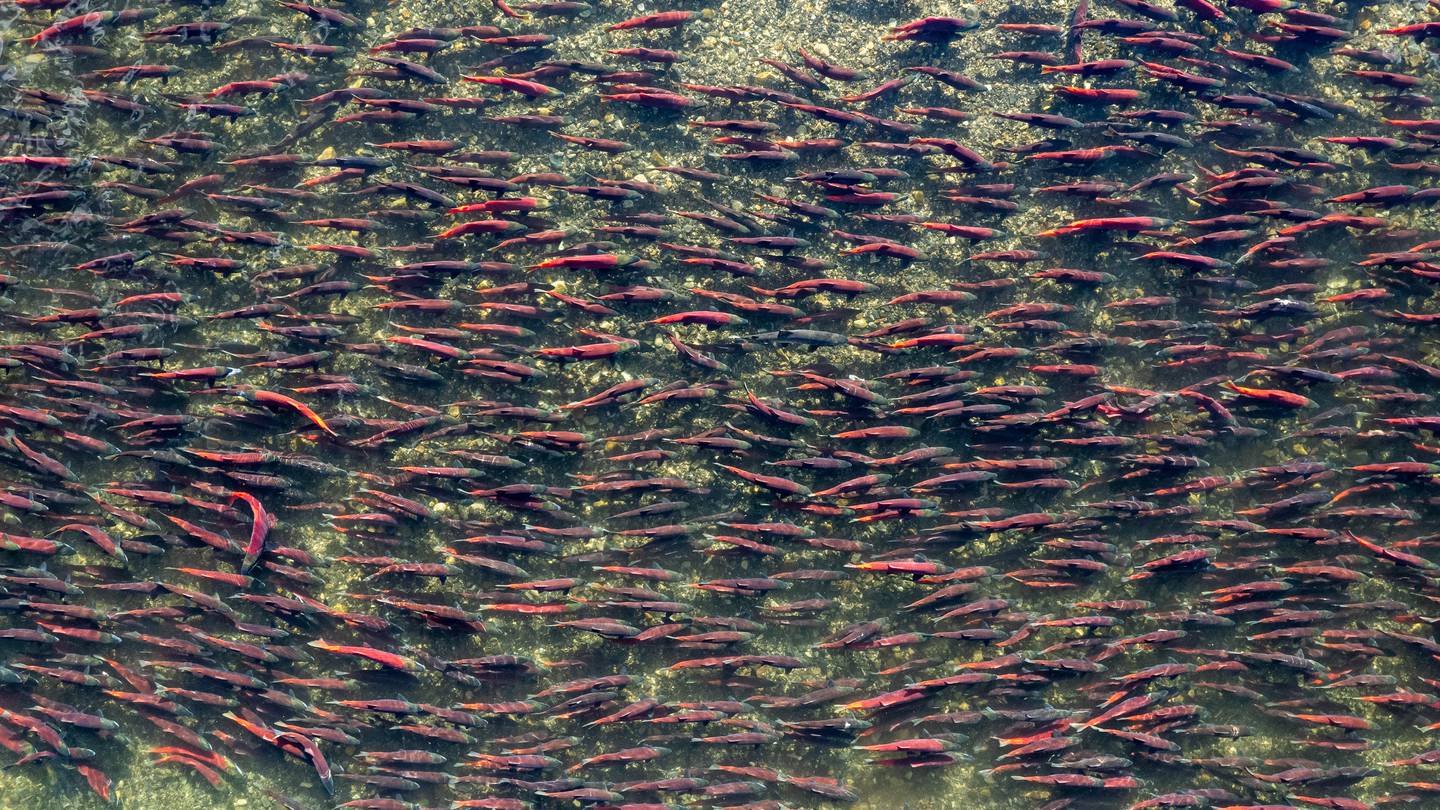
xmin=4 ymin=0 xmax=1440 ymax=808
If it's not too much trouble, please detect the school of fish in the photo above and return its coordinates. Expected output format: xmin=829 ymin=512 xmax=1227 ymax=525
xmin=3 ymin=0 xmax=1440 ymax=808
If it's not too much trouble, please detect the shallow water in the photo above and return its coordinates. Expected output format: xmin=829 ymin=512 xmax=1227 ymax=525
xmin=1 ymin=1 xmax=1440 ymax=809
